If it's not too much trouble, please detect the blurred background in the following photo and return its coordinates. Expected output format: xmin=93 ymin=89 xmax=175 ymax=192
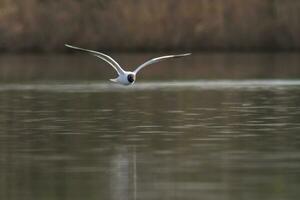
xmin=1 ymin=1 xmax=300 ymax=200
xmin=1 ymin=0 xmax=300 ymax=52
xmin=0 ymin=0 xmax=300 ymax=82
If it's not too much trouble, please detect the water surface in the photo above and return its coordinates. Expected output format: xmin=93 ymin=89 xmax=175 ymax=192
xmin=0 ymin=54 xmax=300 ymax=200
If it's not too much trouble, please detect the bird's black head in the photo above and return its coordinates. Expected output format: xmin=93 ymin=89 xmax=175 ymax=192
xmin=127 ymin=74 xmax=135 ymax=83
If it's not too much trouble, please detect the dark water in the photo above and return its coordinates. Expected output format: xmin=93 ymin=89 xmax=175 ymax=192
xmin=0 ymin=54 xmax=300 ymax=200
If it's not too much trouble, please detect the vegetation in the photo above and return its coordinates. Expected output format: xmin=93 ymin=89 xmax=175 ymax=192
xmin=1 ymin=0 xmax=300 ymax=52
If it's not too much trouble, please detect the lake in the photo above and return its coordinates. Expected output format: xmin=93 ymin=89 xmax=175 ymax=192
xmin=0 ymin=53 xmax=300 ymax=200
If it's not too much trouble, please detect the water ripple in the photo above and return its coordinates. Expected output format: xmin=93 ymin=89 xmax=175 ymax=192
xmin=0 ymin=80 xmax=299 ymax=92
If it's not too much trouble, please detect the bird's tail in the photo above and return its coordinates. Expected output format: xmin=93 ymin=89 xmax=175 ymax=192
xmin=110 ymin=78 xmax=117 ymax=82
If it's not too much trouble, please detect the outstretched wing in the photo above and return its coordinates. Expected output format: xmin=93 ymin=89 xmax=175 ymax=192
xmin=65 ymin=44 xmax=125 ymax=75
xmin=133 ymin=53 xmax=191 ymax=74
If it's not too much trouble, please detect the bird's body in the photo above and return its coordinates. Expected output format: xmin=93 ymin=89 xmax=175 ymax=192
xmin=110 ymin=71 xmax=136 ymax=85
xmin=65 ymin=44 xmax=191 ymax=85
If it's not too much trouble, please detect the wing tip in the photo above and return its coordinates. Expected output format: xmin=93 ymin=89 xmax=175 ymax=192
xmin=173 ymin=53 xmax=192 ymax=58
xmin=65 ymin=44 xmax=74 ymax=48
xmin=65 ymin=44 xmax=84 ymax=51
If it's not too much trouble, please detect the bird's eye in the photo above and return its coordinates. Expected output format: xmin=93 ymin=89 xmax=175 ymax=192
xmin=127 ymin=74 xmax=135 ymax=83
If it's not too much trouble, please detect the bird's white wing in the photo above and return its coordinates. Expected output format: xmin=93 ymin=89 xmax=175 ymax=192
xmin=133 ymin=53 xmax=191 ymax=74
xmin=65 ymin=44 xmax=125 ymax=75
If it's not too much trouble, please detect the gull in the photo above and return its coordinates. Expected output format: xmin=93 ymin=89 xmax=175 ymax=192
xmin=65 ymin=44 xmax=191 ymax=85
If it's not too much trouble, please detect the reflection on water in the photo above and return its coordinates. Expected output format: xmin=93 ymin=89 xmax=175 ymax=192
xmin=0 ymin=53 xmax=300 ymax=82
xmin=0 ymin=54 xmax=300 ymax=200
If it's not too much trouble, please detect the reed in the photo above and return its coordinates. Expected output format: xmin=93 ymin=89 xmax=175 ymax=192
xmin=0 ymin=0 xmax=300 ymax=52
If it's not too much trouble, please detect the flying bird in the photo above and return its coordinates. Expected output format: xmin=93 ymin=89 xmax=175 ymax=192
xmin=65 ymin=44 xmax=191 ymax=85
